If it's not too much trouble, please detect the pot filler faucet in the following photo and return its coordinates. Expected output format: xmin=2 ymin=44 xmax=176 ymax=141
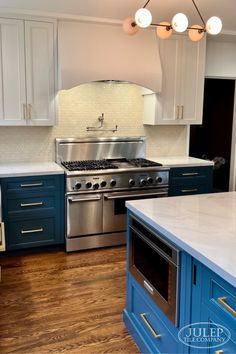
xmin=86 ymin=113 xmax=118 ymax=133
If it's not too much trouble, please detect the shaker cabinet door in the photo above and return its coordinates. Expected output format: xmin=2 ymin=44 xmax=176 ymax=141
xmin=0 ymin=18 xmax=26 ymax=125
xmin=25 ymin=21 xmax=56 ymax=126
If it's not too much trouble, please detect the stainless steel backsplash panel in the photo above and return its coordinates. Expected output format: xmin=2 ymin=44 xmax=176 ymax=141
xmin=55 ymin=137 xmax=146 ymax=163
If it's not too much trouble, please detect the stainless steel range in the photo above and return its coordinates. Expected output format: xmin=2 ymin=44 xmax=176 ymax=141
xmin=56 ymin=137 xmax=169 ymax=252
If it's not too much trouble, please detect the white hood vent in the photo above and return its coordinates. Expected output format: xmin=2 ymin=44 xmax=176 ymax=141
xmin=58 ymin=20 xmax=162 ymax=93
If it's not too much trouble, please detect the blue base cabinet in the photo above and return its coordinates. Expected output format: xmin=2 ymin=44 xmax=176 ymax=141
xmin=1 ymin=174 xmax=65 ymax=250
xmin=169 ymin=166 xmax=213 ymax=196
xmin=124 ymin=211 xmax=236 ymax=354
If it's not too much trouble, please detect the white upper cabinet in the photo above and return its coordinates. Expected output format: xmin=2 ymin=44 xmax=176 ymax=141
xmin=0 ymin=18 xmax=57 ymax=126
xmin=143 ymin=34 xmax=206 ymax=125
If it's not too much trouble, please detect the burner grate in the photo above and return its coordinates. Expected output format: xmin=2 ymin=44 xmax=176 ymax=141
xmin=61 ymin=159 xmax=119 ymax=171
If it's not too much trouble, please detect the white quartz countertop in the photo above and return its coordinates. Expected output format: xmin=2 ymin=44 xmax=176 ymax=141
xmin=147 ymin=156 xmax=214 ymax=167
xmin=126 ymin=192 xmax=236 ymax=287
xmin=0 ymin=162 xmax=64 ymax=178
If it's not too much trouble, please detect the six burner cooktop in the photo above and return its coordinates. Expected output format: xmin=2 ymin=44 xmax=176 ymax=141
xmin=61 ymin=158 xmax=162 ymax=172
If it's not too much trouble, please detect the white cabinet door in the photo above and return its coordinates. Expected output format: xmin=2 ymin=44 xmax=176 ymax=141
xmin=0 ymin=18 xmax=57 ymax=126
xmin=0 ymin=18 xmax=26 ymax=125
xmin=25 ymin=21 xmax=56 ymax=126
xmin=143 ymin=34 xmax=206 ymax=125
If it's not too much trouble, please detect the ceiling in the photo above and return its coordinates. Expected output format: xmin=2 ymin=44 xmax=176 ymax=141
xmin=0 ymin=0 xmax=235 ymax=33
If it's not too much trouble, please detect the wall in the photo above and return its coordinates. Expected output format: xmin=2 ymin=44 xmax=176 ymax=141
xmin=0 ymin=83 xmax=187 ymax=163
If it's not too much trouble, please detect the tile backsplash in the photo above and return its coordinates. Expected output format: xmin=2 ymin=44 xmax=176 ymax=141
xmin=0 ymin=83 xmax=187 ymax=163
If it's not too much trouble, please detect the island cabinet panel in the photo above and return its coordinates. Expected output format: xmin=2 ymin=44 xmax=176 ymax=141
xmin=169 ymin=166 xmax=213 ymax=196
xmin=191 ymin=260 xmax=236 ymax=353
xmin=123 ymin=212 xmax=192 ymax=354
xmin=1 ymin=174 xmax=65 ymax=250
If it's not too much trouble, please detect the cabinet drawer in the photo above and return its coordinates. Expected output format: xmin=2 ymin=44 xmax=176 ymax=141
xmin=202 ymin=268 xmax=236 ymax=329
xmin=2 ymin=175 xmax=62 ymax=195
xmin=170 ymin=166 xmax=212 ymax=179
xmin=7 ymin=217 xmax=57 ymax=249
xmin=169 ymin=183 xmax=209 ymax=196
xmin=131 ymin=283 xmax=178 ymax=353
xmin=7 ymin=195 xmax=55 ymax=213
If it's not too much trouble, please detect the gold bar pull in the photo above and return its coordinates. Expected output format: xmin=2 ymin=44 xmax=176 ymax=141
xmin=217 ymin=297 xmax=236 ymax=317
xmin=181 ymin=172 xmax=199 ymax=176
xmin=20 ymin=202 xmax=43 ymax=207
xmin=23 ymin=103 xmax=27 ymax=120
xmin=20 ymin=183 xmax=43 ymax=188
xmin=28 ymin=104 xmax=32 ymax=119
xmin=21 ymin=228 xmax=43 ymax=235
xmin=181 ymin=189 xmax=198 ymax=193
xmin=140 ymin=313 xmax=161 ymax=339
xmin=176 ymin=106 xmax=180 ymax=119
xmin=181 ymin=105 xmax=184 ymax=119
xmin=215 ymin=350 xmax=224 ymax=354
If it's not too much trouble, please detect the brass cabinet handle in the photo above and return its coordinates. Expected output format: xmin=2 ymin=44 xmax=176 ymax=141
xmin=140 ymin=313 xmax=161 ymax=339
xmin=214 ymin=350 xmax=224 ymax=354
xmin=21 ymin=228 xmax=43 ymax=235
xmin=181 ymin=105 xmax=184 ymax=119
xmin=28 ymin=104 xmax=32 ymax=119
xmin=181 ymin=172 xmax=199 ymax=176
xmin=217 ymin=296 xmax=236 ymax=317
xmin=176 ymin=105 xmax=180 ymax=119
xmin=20 ymin=202 xmax=43 ymax=207
xmin=181 ymin=189 xmax=198 ymax=193
xmin=23 ymin=103 xmax=27 ymax=120
xmin=20 ymin=183 xmax=43 ymax=188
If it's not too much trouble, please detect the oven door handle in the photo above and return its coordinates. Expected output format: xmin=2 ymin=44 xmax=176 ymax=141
xmin=68 ymin=195 xmax=102 ymax=203
xmin=104 ymin=191 xmax=167 ymax=200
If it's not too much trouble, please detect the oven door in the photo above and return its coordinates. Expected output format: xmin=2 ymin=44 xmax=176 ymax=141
xmin=103 ymin=188 xmax=168 ymax=233
xmin=67 ymin=194 xmax=103 ymax=237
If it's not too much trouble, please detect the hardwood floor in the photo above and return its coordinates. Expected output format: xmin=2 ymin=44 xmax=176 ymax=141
xmin=0 ymin=246 xmax=139 ymax=354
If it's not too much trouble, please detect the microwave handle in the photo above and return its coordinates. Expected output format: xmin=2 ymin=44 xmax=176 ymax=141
xmin=104 ymin=191 xmax=167 ymax=200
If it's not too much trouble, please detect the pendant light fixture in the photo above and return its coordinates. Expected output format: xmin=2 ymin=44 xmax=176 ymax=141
xmin=123 ymin=0 xmax=222 ymax=42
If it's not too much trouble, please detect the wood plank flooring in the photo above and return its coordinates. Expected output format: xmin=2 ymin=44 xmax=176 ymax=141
xmin=0 ymin=246 xmax=139 ymax=354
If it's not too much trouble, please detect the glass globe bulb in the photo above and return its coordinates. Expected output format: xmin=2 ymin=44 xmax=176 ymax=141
xmin=172 ymin=13 xmax=188 ymax=33
xmin=156 ymin=22 xmax=173 ymax=39
xmin=135 ymin=8 xmax=152 ymax=28
xmin=206 ymin=16 xmax=222 ymax=35
xmin=122 ymin=18 xmax=139 ymax=35
xmin=188 ymin=25 xmax=205 ymax=42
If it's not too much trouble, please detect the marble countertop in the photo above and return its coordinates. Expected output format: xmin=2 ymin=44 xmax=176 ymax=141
xmin=147 ymin=156 xmax=214 ymax=167
xmin=126 ymin=192 xmax=236 ymax=287
xmin=0 ymin=162 xmax=64 ymax=178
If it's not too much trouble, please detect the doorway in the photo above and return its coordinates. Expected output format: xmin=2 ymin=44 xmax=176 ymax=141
xmin=189 ymin=78 xmax=235 ymax=192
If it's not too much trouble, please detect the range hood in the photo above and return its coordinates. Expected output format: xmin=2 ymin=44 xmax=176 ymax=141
xmin=58 ymin=20 xmax=162 ymax=93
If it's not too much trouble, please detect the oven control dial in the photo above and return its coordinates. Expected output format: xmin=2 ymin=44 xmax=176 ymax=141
xmin=147 ymin=177 xmax=153 ymax=184
xmin=86 ymin=182 xmax=92 ymax=189
xmin=156 ymin=176 xmax=163 ymax=184
xmin=110 ymin=179 xmax=117 ymax=187
xmin=140 ymin=178 xmax=147 ymax=186
xmin=129 ymin=179 xmax=135 ymax=187
xmin=100 ymin=180 xmax=107 ymax=188
xmin=75 ymin=182 xmax=82 ymax=189
xmin=93 ymin=183 xmax=100 ymax=190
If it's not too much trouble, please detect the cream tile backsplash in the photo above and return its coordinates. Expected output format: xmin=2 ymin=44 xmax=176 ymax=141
xmin=0 ymin=83 xmax=187 ymax=163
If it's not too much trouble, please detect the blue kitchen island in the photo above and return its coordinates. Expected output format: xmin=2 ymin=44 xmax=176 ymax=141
xmin=124 ymin=192 xmax=236 ymax=354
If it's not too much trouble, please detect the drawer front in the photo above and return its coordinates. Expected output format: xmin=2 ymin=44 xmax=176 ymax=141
xmin=2 ymin=175 xmax=63 ymax=195
xmin=202 ymin=267 xmax=236 ymax=330
xmin=7 ymin=195 xmax=55 ymax=213
xmin=170 ymin=166 xmax=212 ymax=179
xmin=7 ymin=217 xmax=57 ymax=249
xmin=131 ymin=282 xmax=178 ymax=353
xmin=169 ymin=183 xmax=209 ymax=196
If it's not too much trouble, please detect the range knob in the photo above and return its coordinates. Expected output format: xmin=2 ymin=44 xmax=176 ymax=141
xmin=86 ymin=181 xmax=92 ymax=189
xmin=110 ymin=179 xmax=117 ymax=187
xmin=74 ymin=182 xmax=82 ymax=189
xmin=129 ymin=179 xmax=135 ymax=187
xmin=100 ymin=180 xmax=107 ymax=188
xmin=93 ymin=183 xmax=100 ymax=190
xmin=140 ymin=178 xmax=147 ymax=186
xmin=156 ymin=176 xmax=163 ymax=184
xmin=147 ymin=177 xmax=153 ymax=184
